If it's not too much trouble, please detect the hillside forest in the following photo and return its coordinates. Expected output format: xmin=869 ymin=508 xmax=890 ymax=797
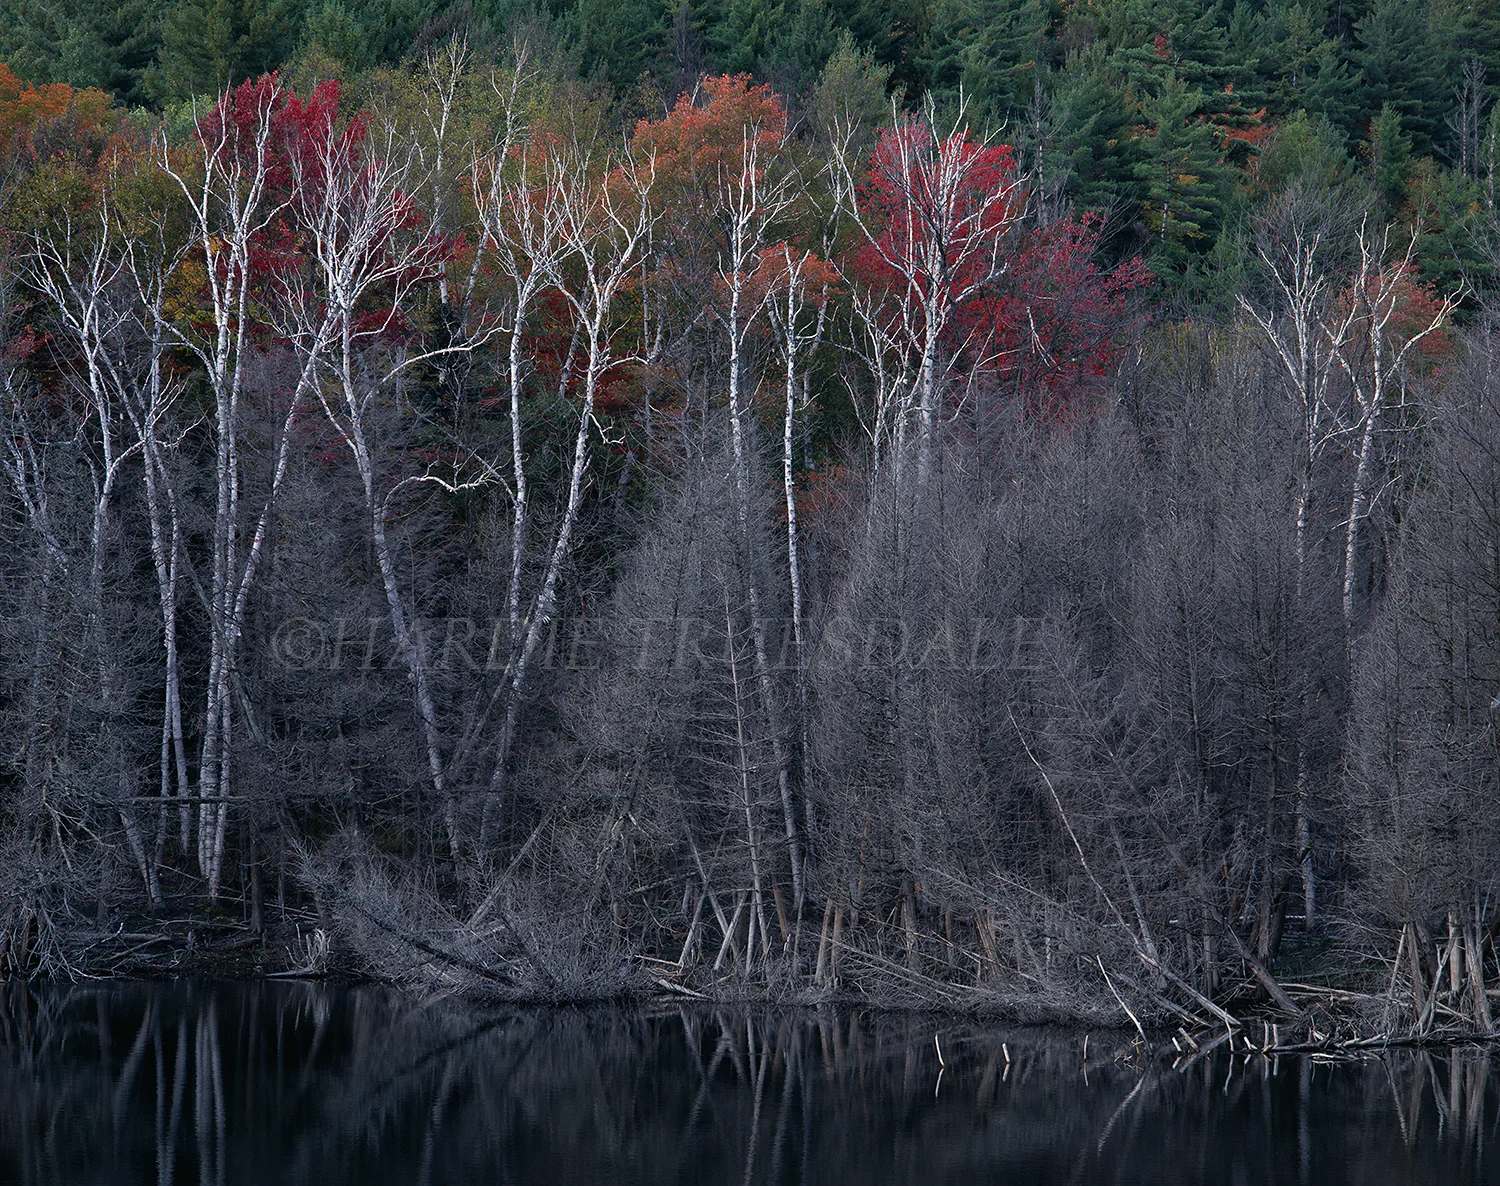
xmin=2 ymin=0 xmax=1500 ymax=1037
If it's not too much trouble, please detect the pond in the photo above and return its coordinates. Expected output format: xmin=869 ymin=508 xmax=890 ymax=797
xmin=0 ymin=980 xmax=1494 ymax=1184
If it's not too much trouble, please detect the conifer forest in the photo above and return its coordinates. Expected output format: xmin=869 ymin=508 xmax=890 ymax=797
xmin=5 ymin=0 xmax=1500 ymax=1043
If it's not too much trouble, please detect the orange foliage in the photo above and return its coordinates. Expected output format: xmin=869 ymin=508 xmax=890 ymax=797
xmin=631 ymin=74 xmax=787 ymax=195
xmin=1222 ymin=106 xmax=1271 ymax=150
xmin=0 ymin=63 xmax=113 ymax=157
xmin=1365 ymin=267 xmax=1457 ymax=364
xmin=1220 ymin=105 xmax=1271 ymax=178
xmin=753 ymin=243 xmax=839 ymax=302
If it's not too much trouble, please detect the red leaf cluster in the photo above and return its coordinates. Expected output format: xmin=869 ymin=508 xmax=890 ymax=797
xmin=852 ymin=121 xmax=1149 ymax=417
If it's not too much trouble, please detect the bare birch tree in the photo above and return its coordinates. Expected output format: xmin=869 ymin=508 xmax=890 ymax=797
xmin=479 ymin=135 xmax=656 ymax=848
xmin=831 ymin=94 xmax=1023 ymax=487
xmin=464 ymin=87 xmax=565 ymax=805
xmin=157 ymin=78 xmax=312 ymax=897
xmin=1335 ymin=221 xmax=1460 ymax=661
xmin=709 ymin=127 xmax=806 ymax=906
xmin=279 ymin=106 xmax=459 ymax=860
xmin=1237 ymin=188 xmax=1360 ymax=928
xmin=763 ymin=242 xmax=834 ymax=855
xmin=20 ymin=178 xmax=161 ymax=904
xmin=115 ymin=176 xmax=196 ymax=870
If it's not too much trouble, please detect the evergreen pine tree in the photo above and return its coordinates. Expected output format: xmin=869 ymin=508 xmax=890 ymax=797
xmin=1365 ymin=99 xmax=1414 ymax=211
xmin=1255 ymin=107 xmax=1357 ymax=194
xmin=354 ymin=0 xmax=440 ymax=65
xmin=1256 ymin=0 xmax=1357 ymax=131
xmin=147 ymin=0 xmax=236 ymax=103
xmin=147 ymin=0 xmax=294 ymax=103
xmin=1134 ymin=68 xmax=1231 ymax=274
xmin=566 ymin=0 xmax=663 ymax=89
xmin=706 ymin=0 xmax=782 ymax=73
xmin=809 ymin=29 xmax=891 ymax=146
xmin=953 ymin=0 xmax=1059 ymax=121
xmin=1354 ymin=0 xmax=1443 ymax=154
xmin=763 ymin=0 xmax=842 ymax=92
xmin=0 ymin=0 xmax=160 ymax=104
xmin=826 ymin=0 xmax=936 ymax=97
xmin=300 ymin=0 xmax=372 ymax=72
xmin=1051 ymin=42 xmax=1145 ymax=221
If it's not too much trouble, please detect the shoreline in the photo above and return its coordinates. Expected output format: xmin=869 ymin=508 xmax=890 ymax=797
xmin=19 ymin=913 xmax=1500 ymax=1060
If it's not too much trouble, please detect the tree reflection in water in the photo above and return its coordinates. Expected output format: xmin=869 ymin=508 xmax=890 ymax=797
xmin=0 ymin=981 xmax=1495 ymax=1185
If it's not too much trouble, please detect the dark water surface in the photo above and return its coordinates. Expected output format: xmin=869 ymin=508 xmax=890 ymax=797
xmin=1 ymin=980 xmax=1497 ymax=1185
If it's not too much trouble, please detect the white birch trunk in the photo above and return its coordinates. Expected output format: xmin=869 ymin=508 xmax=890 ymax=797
xmin=480 ymin=140 xmax=653 ymax=853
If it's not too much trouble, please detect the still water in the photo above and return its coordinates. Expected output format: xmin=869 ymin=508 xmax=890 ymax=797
xmin=0 ymin=980 xmax=1496 ymax=1184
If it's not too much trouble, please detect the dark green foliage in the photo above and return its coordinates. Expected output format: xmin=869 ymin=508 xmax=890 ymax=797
xmin=1255 ymin=1 xmax=1358 ymax=131
xmin=762 ymin=0 xmax=842 ymax=92
xmin=1050 ymin=44 xmax=1144 ymax=223
xmin=1255 ymin=108 xmax=1357 ymax=195
xmin=1352 ymin=0 xmax=1442 ymax=153
xmin=146 ymin=0 xmax=296 ymax=103
xmin=0 ymin=0 xmax=159 ymax=104
xmin=705 ymin=0 xmax=780 ymax=73
xmin=809 ymin=29 xmax=890 ymax=142
xmin=824 ymin=0 xmax=934 ymax=95
xmin=1408 ymin=158 xmax=1492 ymax=295
xmin=1365 ymin=100 xmax=1414 ymax=212
xmin=565 ymin=0 xmax=662 ymax=88
xmin=353 ymin=0 xmax=441 ymax=65
xmin=299 ymin=1 xmax=372 ymax=72
xmin=924 ymin=0 xmax=1060 ymax=122
xmin=1134 ymin=70 xmax=1233 ymax=273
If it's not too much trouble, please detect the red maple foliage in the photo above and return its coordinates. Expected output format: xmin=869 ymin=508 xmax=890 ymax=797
xmin=961 ymin=215 xmax=1151 ymax=414
xmin=850 ymin=122 xmax=1022 ymax=311
xmin=850 ymin=119 xmax=1149 ymax=419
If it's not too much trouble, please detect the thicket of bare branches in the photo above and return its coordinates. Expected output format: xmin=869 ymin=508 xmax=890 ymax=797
xmin=2 ymin=43 xmax=1498 ymax=1039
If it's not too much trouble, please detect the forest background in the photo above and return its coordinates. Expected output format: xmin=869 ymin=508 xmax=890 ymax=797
xmin=2 ymin=0 xmax=1500 ymax=1035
